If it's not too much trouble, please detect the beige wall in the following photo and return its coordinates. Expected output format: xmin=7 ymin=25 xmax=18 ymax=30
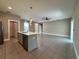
xmin=73 ymin=0 xmax=79 ymax=58
xmin=29 ymin=22 xmax=35 ymax=32
xmin=43 ymin=19 xmax=71 ymax=37
xmin=0 ymin=12 xmax=20 ymax=39
xmin=29 ymin=22 xmax=42 ymax=33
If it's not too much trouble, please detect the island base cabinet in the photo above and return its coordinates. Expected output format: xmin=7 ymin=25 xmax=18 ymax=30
xmin=28 ymin=35 xmax=37 ymax=52
xmin=22 ymin=34 xmax=37 ymax=52
xmin=23 ymin=35 xmax=28 ymax=51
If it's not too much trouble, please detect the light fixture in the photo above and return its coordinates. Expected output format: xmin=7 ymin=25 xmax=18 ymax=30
xmin=29 ymin=18 xmax=33 ymax=25
xmin=8 ymin=6 xmax=12 ymax=10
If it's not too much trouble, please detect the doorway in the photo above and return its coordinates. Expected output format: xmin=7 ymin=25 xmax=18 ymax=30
xmin=10 ymin=21 xmax=18 ymax=39
xmin=8 ymin=20 xmax=20 ymax=40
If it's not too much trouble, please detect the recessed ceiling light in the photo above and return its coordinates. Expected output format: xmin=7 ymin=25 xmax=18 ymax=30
xmin=8 ymin=6 xmax=12 ymax=10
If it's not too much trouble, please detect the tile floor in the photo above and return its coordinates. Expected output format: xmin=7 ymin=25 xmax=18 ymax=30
xmin=0 ymin=34 xmax=76 ymax=59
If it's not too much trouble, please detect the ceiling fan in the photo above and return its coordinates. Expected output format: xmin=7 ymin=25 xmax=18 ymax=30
xmin=42 ymin=17 xmax=52 ymax=20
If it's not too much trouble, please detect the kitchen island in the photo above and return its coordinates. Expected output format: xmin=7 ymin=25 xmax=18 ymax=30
xmin=18 ymin=32 xmax=38 ymax=52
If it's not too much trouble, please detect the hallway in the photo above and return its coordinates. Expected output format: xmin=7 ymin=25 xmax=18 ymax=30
xmin=0 ymin=35 xmax=76 ymax=59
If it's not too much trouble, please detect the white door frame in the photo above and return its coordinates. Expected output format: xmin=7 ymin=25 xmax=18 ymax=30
xmin=70 ymin=19 xmax=74 ymax=42
xmin=8 ymin=20 xmax=20 ymax=40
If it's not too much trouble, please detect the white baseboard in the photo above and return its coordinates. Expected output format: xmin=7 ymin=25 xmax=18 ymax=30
xmin=42 ymin=32 xmax=69 ymax=38
xmin=73 ymin=43 xmax=79 ymax=59
xmin=4 ymin=39 xmax=10 ymax=41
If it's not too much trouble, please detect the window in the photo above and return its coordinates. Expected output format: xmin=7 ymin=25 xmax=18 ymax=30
xmin=24 ymin=21 xmax=29 ymax=32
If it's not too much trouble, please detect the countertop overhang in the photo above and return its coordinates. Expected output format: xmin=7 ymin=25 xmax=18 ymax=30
xmin=18 ymin=32 xmax=38 ymax=35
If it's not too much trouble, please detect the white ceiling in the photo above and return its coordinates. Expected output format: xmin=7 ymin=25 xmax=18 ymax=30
xmin=0 ymin=0 xmax=77 ymax=22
